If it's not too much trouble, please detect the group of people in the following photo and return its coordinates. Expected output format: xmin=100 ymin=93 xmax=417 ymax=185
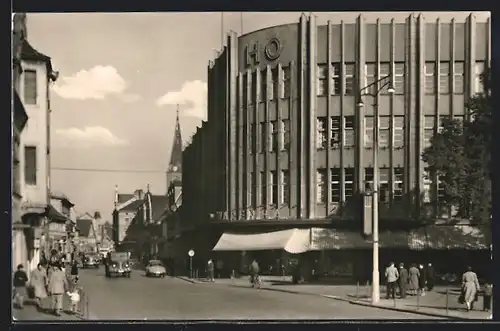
xmin=12 ymin=258 xmax=82 ymax=316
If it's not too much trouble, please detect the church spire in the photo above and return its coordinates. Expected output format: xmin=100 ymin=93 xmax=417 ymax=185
xmin=168 ymin=104 xmax=183 ymax=174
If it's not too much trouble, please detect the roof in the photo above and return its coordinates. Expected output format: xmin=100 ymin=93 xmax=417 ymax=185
xmin=168 ymin=107 xmax=183 ymax=172
xmin=150 ymin=195 xmax=168 ymax=221
xmin=103 ymin=222 xmax=113 ymax=239
xmin=76 ymin=218 xmax=93 ymax=238
xmin=46 ymin=205 xmax=68 ymax=223
xmin=117 ymin=194 xmax=144 ymax=212
xmin=21 ymin=40 xmax=53 ymax=76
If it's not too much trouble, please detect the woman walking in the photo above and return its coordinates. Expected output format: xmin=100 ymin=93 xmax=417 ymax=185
xmin=47 ymin=263 xmax=69 ymax=316
xmin=418 ymin=264 xmax=427 ymax=296
xmin=461 ymin=266 xmax=480 ymax=312
xmin=30 ymin=263 xmax=48 ymax=311
xmin=408 ymin=264 xmax=420 ymax=296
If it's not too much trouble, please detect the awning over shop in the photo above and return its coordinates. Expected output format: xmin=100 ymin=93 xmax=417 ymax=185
xmin=46 ymin=204 xmax=68 ymax=223
xmin=212 ymin=229 xmax=311 ymax=254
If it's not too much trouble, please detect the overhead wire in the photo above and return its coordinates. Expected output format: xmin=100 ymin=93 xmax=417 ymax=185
xmin=51 ymin=167 xmax=165 ymax=174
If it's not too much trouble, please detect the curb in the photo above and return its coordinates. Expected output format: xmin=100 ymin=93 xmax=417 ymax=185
xmin=175 ymin=276 xmax=203 ymax=284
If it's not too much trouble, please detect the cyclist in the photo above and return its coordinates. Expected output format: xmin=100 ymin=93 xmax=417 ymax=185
xmin=250 ymin=260 xmax=260 ymax=287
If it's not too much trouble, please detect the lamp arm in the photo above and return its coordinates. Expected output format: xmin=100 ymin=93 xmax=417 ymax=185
xmin=374 ymin=80 xmax=392 ymax=96
xmin=358 ymin=74 xmax=393 ymax=96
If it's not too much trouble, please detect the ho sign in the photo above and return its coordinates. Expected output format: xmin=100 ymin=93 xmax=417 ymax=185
xmin=245 ymin=37 xmax=282 ymax=67
xmin=188 ymin=249 xmax=195 ymax=257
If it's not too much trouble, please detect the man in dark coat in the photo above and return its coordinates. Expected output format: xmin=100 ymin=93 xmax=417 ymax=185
xmin=398 ymin=263 xmax=409 ymax=298
xmin=426 ymin=263 xmax=435 ymax=291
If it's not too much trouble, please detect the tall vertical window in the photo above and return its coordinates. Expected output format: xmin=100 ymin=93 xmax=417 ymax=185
xmin=24 ymin=70 xmax=37 ymax=105
xmin=250 ymin=124 xmax=256 ymax=154
xmin=438 ymin=115 xmax=449 ymax=133
xmin=439 ymin=62 xmax=450 ymax=94
xmin=282 ymin=66 xmax=291 ymax=98
xmin=423 ymin=170 xmax=432 ymax=203
xmin=379 ymin=168 xmax=390 ymax=203
xmin=260 ymin=69 xmax=267 ymax=102
xmin=379 ymin=116 xmax=390 ymax=148
xmin=24 ymin=146 xmax=37 ymax=185
xmin=330 ymin=168 xmax=341 ymax=203
xmin=454 ymin=61 xmax=464 ymax=94
xmin=13 ymin=137 xmax=20 ymax=195
xmin=281 ymin=170 xmax=290 ymax=205
xmin=364 ymin=167 xmax=373 ymax=192
xmin=379 ymin=63 xmax=390 ymax=94
xmin=344 ymin=168 xmax=354 ymax=199
xmin=270 ymin=121 xmax=278 ymax=152
xmin=242 ymin=73 xmax=248 ymax=106
xmin=394 ymin=167 xmax=404 ymax=201
xmin=331 ymin=63 xmax=341 ymax=95
xmin=330 ymin=116 xmax=341 ymax=148
xmin=317 ymin=117 xmax=327 ymax=149
xmin=364 ymin=116 xmax=374 ymax=148
xmin=251 ymin=71 xmax=257 ymax=103
xmin=260 ymin=171 xmax=267 ymax=205
xmin=393 ymin=116 xmax=404 ymax=148
xmin=260 ymin=122 xmax=267 ymax=153
xmin=317 ymin=64 xmax=328 ymax=96
xmin=424 ymin=116 xmax=435 ymax=148
xmin=425 ymin=62 xmax=436 ymax=94
xmin=250 ymin=172 xmax=257 ymax=206
xmin=344 ymin=116 xmax=355 ymax=147
xmin=394 ymin=62 xmax=405 ymax=94
xmin=453 ymin=115 xmax=464 ymax=125
xmin=344 ymin=63 xmax=355 ymax=95
xmin=271 ymin=171 xmax=278 ymax=205
xmin=474 ymin=61 xmax=485 ymax=94
xmin=271 ymin=68 xmax=279 ymax=100
xmin=282 ymin=119 xmax=290 ymax=150
xmin=316 ymin=169 xmax=327 ymax=203
xmin=365 ymin=63 xmax=376 ymax=95
xmin=437 ymin=173 xmax=446 ymax=202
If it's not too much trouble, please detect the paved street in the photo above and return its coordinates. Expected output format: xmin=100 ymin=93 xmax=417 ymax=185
xmin=75 ymin=269 xmax=440 ymax=320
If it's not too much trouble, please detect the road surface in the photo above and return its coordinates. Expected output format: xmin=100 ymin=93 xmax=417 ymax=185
xmin=78 ymin=269 xmax=442 ymax=320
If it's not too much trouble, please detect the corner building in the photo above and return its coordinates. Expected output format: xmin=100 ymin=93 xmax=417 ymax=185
xmin=181 ymin=13 xmax=491 ymax=277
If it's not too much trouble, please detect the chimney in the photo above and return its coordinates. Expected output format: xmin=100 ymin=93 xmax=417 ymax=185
xmin=134 ymin=189 xmax=144 ymax=200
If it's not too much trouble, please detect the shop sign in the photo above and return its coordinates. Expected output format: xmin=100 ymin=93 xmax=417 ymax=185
xmin=245 ymin=37 xmax=283 ymax=67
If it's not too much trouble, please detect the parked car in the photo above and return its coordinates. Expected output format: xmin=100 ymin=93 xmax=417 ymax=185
xmin=145 ymin=260 xmax=166 ymax=278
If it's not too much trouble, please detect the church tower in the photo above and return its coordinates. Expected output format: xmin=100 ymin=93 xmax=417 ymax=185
xmin=166 ymin=105 xmax=183 ymax=192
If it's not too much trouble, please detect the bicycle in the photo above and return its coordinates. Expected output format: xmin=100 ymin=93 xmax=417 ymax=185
xmin=250 ymin=274 xmax=262 ymax=288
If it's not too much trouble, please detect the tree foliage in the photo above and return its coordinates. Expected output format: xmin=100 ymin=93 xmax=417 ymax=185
xmin=422 ymin=68 xmax=491 ymax=224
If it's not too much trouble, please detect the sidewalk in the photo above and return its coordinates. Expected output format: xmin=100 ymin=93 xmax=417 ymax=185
xmin=12 ymin=302 xmax=82 ymax=321
xmin=176 ymin=276 xmax=491 ymax=320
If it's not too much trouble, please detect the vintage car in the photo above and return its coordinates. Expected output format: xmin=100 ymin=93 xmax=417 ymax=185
xmin=82 ymin=254 xmax=100 ymax=269
xmin=105 ymin=252 xmax=131 ymax=278
xmin=145 ymin=260 xmax=166 ymax=277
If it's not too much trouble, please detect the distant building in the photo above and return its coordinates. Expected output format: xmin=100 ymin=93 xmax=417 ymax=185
xmin=166 ymin=106 xmax=183 ymax=189
xmin=47 ymin=193 xmax=76 ymax=255
xmin=76 ymin=214 xmax=98 ymax=253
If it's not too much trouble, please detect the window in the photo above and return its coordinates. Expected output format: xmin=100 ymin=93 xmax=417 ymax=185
xmin=365 ymin=63 xmax=377 ymax=95
xmin=317 ymin=64 xmax=328 ymax=96
xmin=260 ymin=171 xmax=267 ymax=205
xmin=393 ymin=116 xmax=404 ymax=148
xmin=454 ymin=61 xmax=464 ymax=94
xmin=344 ymin=116 xmax=355 ymax=147
xmin=271 ymin=171 xmax=278 ymax=205
xmin=271 ymin=68 xmax=279 ymax=100
xmin=24 ymin=146 xmax=37 ymax=185
xmin=474 ymin=61 xmax=485 ymax=94
xmin=250 ymin=172 xmax=257 ymax=206
xmin=344 ymin=63 xmax=355 ymax=95
xmin=439 ymin=62 xmax=450 ymax=94
xmin=260 ymin=69 xmax=267 ymax=102
xmin=425 ymin=62 xmax=436 ymax=94
xmin=438 ymin=115 xmax=449 ymax=133
xmin=437 ymin=173 xmax=445 ymax=201
xmin=379 ymin=63 xmax=390 ymax=94
xmin=379 ymin=116 xmax=390 ymax=148
xmin=330 ymin=116 xmax=341 ymax=148
xmin=270 ymin=121 xmax=278 ymax=151
xmin=250 ymin=124 xmax=256 ymax=154
xmin=282 ymin=119 xmax=290 ymax=150
xmin=24 ymin=70 xmax=37 ymax=104
xmin=331 ymin=63 xmax=341 ymax=95
xmin=330 ymin=168 xmax=341 ymax=203
xmin=379 ymin=168 xmax=390 ymax=203
xmin=260 ymin=122 xmax=267 ymax=153
xmin=344 ymin=168 xmax=354 ymax=199
xmin=394 ymin=62 xmax=405 ymax=94
xmin=453 ymin=115 xmax=464 ymax=125
xmin=364 ymin=116 xmax=373 ymax=148
xmin=394 ymin=167 xmax=404 ymax=201
xmin=282 ymin=66 xmax=291 ymax=98
xmin=251 ymin=71 xmax=257 ymax=103
xmin=424 ymin=116 xmax=435 ymax=148
xmin=316 ymin=169 xmax=327 ymax=203
xmin=364 ymin=167 xmax=373 ymax=192
xmin=13 ymin=139 xmax=21 ymax=195
xmin=281 ymin=170 xmax=290 ymax=205
xmin=317 ymin=117 xmax=327 ymax=149
xmin=242 ymin=73 xmax=248 ymax=106
xmin=423 ymin=170 xmax=432 ymax=203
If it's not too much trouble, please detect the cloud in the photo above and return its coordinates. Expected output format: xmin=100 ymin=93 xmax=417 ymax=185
xmin=54 ymin=126 xmax=128 ymax=148
xmin=156 ymin=80 xmax=207 ymax=119
xmin=52 ymin=65 xmax=140 ymax=102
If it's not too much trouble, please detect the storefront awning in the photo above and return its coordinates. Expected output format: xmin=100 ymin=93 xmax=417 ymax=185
xmin=212 ymin=229 xmax=310 ymax=254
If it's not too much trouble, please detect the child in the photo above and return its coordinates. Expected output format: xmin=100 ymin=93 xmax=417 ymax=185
xmin=66 ymin=284 xmax=81 ymax=314
xmin=483 ymin=281 xmax=492 ymax=312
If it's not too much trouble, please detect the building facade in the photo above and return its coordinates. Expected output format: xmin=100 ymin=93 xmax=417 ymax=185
xmin=47 ymin=193 xmax=77 ymax=259
xmin=181 ymin=13 xmax=491 ymax=277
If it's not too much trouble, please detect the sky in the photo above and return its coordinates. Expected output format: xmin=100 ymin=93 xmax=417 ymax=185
xmin=25 ymin=11 xmax=490 ymax=221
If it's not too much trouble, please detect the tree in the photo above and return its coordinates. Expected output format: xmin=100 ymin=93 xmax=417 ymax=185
xmin=422 ymin=68 xmax=491 ymax=224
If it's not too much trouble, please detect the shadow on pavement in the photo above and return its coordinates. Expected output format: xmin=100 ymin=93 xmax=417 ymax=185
xmin=406 ymin=304 xmax=465 ymax=312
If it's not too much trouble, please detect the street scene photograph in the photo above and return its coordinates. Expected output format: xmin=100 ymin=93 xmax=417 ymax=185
xmin=11 ymin=11 xmax=491 ymax=321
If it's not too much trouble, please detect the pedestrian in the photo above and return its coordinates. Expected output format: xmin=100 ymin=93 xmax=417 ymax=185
xmin=460 ymin=266 xmax=480 ymax=312
xmin=482 ymin=280 xmax=492 ymax=312
xmin=384 ymin=262 xmax=399 ymax=300
xmin=418 ymin=264 xmax=426 ymax=296
xmin=398 ymin=263 xmax=409 ymax=298
xmin=66 ymin=284 xmax=81 ymax=314
xmin=426 ymin=263 xmax=435 ymax=291
xmin=70 ymin=260 xmax=79 ymax=284
xmin=30 ymin=263 xmax=48 ymax=310
xmin=408 ymin=263 xmax=420 ymax=296
xmin=47 ymin=263 xmax=69 ymax=316
xmin=12 ymin=264 xmax=29 ymax=309
xmin=207 ymin=259 xmax=215 ymax=282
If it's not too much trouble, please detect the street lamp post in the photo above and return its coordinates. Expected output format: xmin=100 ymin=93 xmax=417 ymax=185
xmin=357 ymin=75 xmax=394 ymax=305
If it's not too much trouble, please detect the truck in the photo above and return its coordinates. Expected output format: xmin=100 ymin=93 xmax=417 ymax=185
xmin=105 ymin=252 xmax=131 ymax=278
